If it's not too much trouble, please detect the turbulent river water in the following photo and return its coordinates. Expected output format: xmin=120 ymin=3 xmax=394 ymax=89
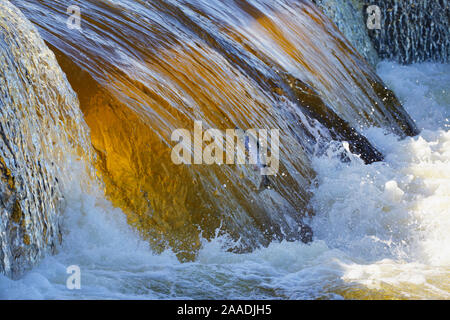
xmin=1 ymin=62 xmax=449 ymax=299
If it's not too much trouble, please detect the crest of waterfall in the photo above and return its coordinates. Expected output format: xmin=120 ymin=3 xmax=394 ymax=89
xmin=0 ymin=0 xmax=93 ymax=278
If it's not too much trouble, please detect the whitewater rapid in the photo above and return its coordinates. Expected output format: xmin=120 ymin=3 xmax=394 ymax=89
xmin=1 ymin=62 xmax=449 ymax=299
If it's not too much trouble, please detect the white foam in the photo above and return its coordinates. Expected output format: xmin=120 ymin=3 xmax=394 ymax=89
xmin=308 ymin=62 xmax=450 ymax=298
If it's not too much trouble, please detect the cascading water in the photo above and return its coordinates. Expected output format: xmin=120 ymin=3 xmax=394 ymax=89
xmin=0 ymin=0 xmax=449 ymax=300
xmin=11 ymin=0 xmax=416 ymax=259
xmin=0 ymin=0 xmax=93 ymax=278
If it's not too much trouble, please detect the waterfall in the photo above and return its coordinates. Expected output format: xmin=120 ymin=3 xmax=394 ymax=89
xmin=9 ymin=0 xmax=417 ymax=260
xmin=1 ymin=0 xmax=449 ymax=300
xmin=0 ymin=0 xmax=93 ymax=278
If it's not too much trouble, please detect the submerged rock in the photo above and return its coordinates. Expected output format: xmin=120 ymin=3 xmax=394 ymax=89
xmin=0 ymin=0 xmax=91 ymax=278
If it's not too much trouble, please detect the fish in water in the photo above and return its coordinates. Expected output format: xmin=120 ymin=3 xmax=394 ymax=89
xmin=235 ymin=127 xmax=273 ymax=192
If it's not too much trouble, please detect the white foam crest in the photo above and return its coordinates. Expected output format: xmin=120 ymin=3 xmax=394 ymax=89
xmin=307 ymin=62 xmax=450 ymax=296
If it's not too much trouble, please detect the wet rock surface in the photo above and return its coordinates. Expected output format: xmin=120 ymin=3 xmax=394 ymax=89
xmin=0 ymin=0 xmax=91 ymax=278
xmin=312 ymin=0 xmax=379 ymax=66
xmin=367 ymin=0 xmax=449 ymax=64
xmin=314 ymin=0 xmax=449 ymax=65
